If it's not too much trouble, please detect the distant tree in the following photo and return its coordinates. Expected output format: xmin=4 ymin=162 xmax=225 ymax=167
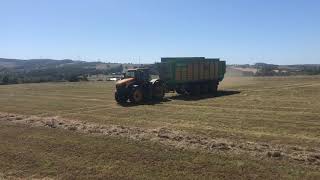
xmin=119 ymin=64 xmax=123 ymax=72
xmin=67 ymin=75 xmax=80 ymax=82
xmin=2 ymin=75 xmax=9 ymax=85
xmin=82 ymin=75 xmax=89 ymax=81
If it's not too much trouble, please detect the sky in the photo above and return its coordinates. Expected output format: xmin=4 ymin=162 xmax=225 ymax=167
xmin=1 ymin=0 xmax=320 ymax=64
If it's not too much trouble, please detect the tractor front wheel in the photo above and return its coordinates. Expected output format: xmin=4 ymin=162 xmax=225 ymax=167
xmin=130 ymin=88 xmax=144 ymax=103
xmin=115 ymin=91 xmax=127 ymax=104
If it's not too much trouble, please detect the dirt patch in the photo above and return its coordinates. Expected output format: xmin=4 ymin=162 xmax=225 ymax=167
xmin=0 ymin=112 xmax=319 ymax=166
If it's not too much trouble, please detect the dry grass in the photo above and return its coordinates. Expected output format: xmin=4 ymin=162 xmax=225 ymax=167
xmin=0 ymin=76 xmax=319 ymax=147
xmin=0 ymin=122 xmax=319 ymax=179
xmin=0 ymin=76 xmax=320 ymax=178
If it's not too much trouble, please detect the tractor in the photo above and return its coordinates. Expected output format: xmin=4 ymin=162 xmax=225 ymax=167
xmin=114 ymin=68 xmax=165 ymax=104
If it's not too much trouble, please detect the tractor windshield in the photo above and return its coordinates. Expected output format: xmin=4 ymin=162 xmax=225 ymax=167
xmin=126 ymin=71 xmax=136 ymax=78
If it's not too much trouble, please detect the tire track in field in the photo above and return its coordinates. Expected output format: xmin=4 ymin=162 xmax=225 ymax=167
xmin=0 ymin=94 xmax=108 ymax=102
xmin=21 ymin=93 xmax=110 ymax=100
xmin=36 ymin=105 xmax=113 ymax=117
xmin=1 ymin=112 xmax=320 ymax=167
xmin=241 ymin=83 xmax=320 ymax=92
xmin=164 ymin=102 xmax=317 ymax=115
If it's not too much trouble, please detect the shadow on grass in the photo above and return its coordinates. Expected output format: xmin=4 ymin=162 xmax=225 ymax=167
xmin=117 ymin=98 xmax=172 ymax=107
xmin=169 ymin=90 xmax=241 ymax=101
xmin=117 ymin=90 xmax=240 ymax=106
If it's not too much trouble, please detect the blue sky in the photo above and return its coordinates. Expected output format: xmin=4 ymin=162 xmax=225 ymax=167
xmin=1 ymin=0 xmax=319 ymax=64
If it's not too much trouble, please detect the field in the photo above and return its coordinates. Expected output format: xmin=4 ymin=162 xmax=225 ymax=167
xmin=0 ymin=76 xmax=320 ymax=179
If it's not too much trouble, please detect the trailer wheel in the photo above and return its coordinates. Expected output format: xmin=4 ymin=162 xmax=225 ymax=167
xmin=208 ymin=81 xmax=218 ymax=93
xmin=200 ymin=84 xmax=209 ymax=94
xmin=191 ymin=84 xmax=201 ymax=96
xmin=175 ymin=87 xmax=185 ymax=95
xmin=130 ymin=88 xmax=144 ymax=103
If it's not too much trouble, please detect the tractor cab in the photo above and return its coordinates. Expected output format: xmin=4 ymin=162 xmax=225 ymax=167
xmin=125 ymin=68 xmax=150 ymax=82
xmin=116 ymin=68 xmax=151 ymax=89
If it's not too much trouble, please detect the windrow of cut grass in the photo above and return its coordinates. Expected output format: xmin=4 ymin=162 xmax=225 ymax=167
xmin=1 ymin=112 xmax=320 ymax=166
xmin=1 ymin=122 xmax=319 ymax=179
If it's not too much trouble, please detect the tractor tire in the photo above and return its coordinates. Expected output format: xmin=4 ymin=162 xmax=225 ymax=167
xmin=115 ymin=91 xmax=127 ymax=104
xmin=153 ymin=84 xmax=165 ymax=100
xmin=175 ymin=87 xmax=184 ymax=95
xmin=130 ymin=88 xmax=144 ymax=103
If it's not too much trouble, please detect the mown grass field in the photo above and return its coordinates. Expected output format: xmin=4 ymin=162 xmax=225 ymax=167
xmin=0 ymin=76 xmax=320 ymax=179
xmin=3 ymin=122 xmax=318 ymax=179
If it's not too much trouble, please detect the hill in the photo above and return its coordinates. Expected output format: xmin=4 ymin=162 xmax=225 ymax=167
xmin=1 ymin=58 xmax=320 ymax=85
xmin=0 ymin=58 xmax=123 ymax=84
xmin=227 ymin=63 xmax=320 ymax=77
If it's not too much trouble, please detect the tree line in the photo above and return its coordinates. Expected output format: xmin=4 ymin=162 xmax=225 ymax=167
xmin=0 ymin=65 xmax=123 ymax=85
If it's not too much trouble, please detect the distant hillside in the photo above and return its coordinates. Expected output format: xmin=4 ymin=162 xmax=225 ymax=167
xmin=0 ymin=58 xmax=71 ymax=69
xmin=228 ymin=63 xmax=320 ymax=76
xmin=225 ymin=66 xmax=257 ymax=77
xmin=0 ymin=58 xmax=119 ymax=71
xmin=1 ymin=58 xmax=320 ymax=85
xmin=0 ymin=58 xmax=123 ymax=85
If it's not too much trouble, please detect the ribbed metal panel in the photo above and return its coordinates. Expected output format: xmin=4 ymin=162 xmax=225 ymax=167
xmin=159 ymin=57 xmax=225 ymax=84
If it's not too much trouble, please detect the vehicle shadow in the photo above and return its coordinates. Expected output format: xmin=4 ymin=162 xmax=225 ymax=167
xmin=117 ymin=98 xmax=172 ymax=107
xmin=117 ymin=90 xmax=240 ymax=106
xmin=169 ymin=90 xmax=241 ymax=101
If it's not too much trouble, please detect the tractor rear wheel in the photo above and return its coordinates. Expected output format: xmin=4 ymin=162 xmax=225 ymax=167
xmin=153 ymin=84 xmax=165 ymax=100
xmin=115 ymin=91 xmax=127 ymax=104
xmin=130 ymin=88 xmax=144 ymax=103
xmin=175 ymin=87 xmax=184 ymax=95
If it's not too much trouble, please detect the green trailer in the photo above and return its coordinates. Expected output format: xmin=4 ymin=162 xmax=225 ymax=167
xmin=158 ymin=57 xmax=226 ymax=95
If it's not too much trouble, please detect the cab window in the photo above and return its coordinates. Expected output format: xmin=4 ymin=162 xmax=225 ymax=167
xmin=126 ymin=71 xmax=135 ymax=78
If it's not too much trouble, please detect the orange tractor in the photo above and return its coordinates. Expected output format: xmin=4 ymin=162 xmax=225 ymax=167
xmin=115 ymin=68 xmax=165 ymax=104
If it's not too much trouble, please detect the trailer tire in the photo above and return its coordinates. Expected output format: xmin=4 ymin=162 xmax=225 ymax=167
xmin=208 ymin=81 xmax=218 ymax=93
xmin=200 ymin=84 xmax=209 ymax=94
xmin=191 ymin=84 xmax=201 ymax=96
xmin=175 ymin=87 xmax=185 ymax=95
